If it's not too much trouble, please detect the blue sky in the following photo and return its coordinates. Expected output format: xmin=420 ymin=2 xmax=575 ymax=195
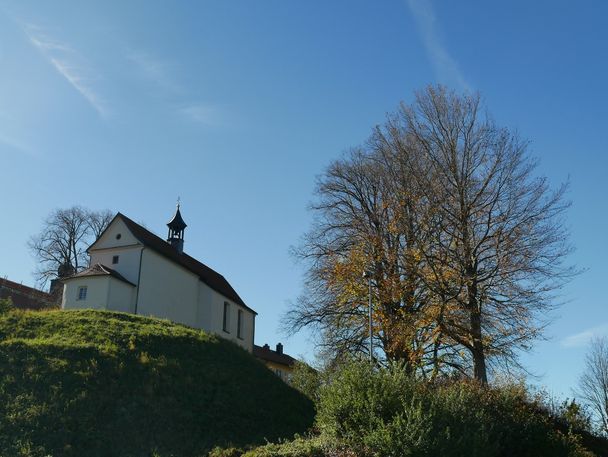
xmin=1 ymin=0 xmax=606 ymax=398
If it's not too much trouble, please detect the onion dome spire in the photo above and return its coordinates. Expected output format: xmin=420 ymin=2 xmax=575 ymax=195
xmin=167 ymin=199 xmax=187 ymax=254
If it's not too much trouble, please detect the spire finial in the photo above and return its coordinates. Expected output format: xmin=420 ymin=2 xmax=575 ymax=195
xmin=177 ymin=196 xmax=181 ymax=209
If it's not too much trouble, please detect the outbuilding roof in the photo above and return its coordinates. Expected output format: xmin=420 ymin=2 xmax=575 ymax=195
xmin=66 ymin=263 xmax=136 ymax=287
xmin=90 ymin=213 xmax=257 ymax=315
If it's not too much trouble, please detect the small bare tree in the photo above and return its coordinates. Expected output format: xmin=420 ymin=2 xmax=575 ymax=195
xmin=88 ymin=209 xmax=114 ymax=239
xmin=578 ymin=337 xmax=608 ymax=435
xmin=28 ymin=206 xmax=114 ymax=287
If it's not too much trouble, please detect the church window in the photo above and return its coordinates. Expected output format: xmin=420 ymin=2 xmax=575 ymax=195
xmin=237 ymin=309 xmax=243 ymax=339
xmin=77 ymin=286 xmax=87 ymax=301
xmin=112 ymin=255 xmax=119 ymax=264
xmin=223 ymin=302 xmax=230 ymax=333
xmin=116 ymin=233 xmax=122 ymax=240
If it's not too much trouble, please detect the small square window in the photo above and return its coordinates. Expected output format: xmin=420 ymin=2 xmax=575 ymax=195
xmin=77 ymin=286 xmax=87 ymax=301
xmin=112 ymin=255 xmax=119 ymax=264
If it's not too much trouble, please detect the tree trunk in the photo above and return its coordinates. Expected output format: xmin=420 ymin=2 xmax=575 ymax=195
xmin=469 ymin=299 xmax=488 ymax=384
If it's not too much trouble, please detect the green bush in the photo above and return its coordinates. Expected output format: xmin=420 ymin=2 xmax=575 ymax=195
xmin=315 ymin=361 xmax=593 ymax=457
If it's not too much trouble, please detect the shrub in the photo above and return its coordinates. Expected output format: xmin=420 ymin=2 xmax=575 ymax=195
xmin=315 ymin=361 xmax=593 ymax=457
xmin=290 ymin=361 xmax=322 ymax=404
xmin=241 ymin=436 xmax=327 ymax=457
xmin=208 ymin=446 xmax=247 ymax=457
xmin=0 ymin=297 xmax=14 ymax=314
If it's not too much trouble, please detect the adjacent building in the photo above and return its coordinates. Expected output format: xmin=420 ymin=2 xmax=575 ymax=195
xmin=61 ymin=206 xmax=257 ymax=352
xmin=254 ymin=343 xmax=297 ymax=382
xmin=0 ymin=277 xmax=54 ymax=310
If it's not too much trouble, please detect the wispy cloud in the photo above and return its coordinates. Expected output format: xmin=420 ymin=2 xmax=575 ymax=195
xmin=178 ymin=104 xmax=224 ymax=127
xmin=561 ymin=323 xmax=608 ymax=348
xmin=126 ymin=49 xmax=225 ymax=127
xmin=0 ymin=111 xmax=32 ymax=155
xmin=0 ymin=131 xmax=31 ymax=155
xmin=23 ymin=24 xmax=108 ymax=117
xmin=126 ymin=50 xmax=181 ymax=93
xmin=406 ymin=0 xmax=469 ymax=91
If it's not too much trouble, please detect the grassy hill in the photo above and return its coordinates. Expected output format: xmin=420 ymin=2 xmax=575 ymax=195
xmin=0 ymin=309 xmax=314 ymax=457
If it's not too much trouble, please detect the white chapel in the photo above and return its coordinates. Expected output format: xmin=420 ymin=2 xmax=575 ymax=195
xmin=61 ymin=206 xmax=256 ymax=352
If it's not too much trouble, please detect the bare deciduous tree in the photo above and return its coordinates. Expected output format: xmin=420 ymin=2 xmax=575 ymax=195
xmin=28 ymin=206 xmax=114 ymax=287
xmin=287 ymin=85 xmax=576 ymax=383
xmin=403 ymin=86 xmax=577 ymax=383
xmin=578 ymin=337 xmax=608 ymax=435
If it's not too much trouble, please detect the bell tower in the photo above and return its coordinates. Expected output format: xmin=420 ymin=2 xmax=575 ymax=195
xmin=167 ymin=200 xmax=187 ymax=254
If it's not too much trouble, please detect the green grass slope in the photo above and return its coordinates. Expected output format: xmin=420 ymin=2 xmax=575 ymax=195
xmin=0 ymin=310 xmax=314 ymax=457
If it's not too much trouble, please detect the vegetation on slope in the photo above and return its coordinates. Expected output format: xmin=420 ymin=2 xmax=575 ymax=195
xmin=0 ymin=309 xmax=314 ymax=457
xmin=239 ymin=362 xmax=608 ymax=457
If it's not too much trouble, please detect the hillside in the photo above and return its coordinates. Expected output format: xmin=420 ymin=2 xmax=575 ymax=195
xmin=0 ymin=310 xmax=314 ymax=457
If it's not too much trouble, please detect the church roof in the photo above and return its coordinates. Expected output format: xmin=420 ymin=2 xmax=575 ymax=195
xmin=66 ymin=264 xmax=136 ymax=286
xmin=167 ymin=205 xmax=187 ymax=231
xmin=99 ymin=213 xmax=257 ymax=315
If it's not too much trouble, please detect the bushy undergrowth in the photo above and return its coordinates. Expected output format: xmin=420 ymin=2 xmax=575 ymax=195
xmin=0 ymin=297 xmax=14 ymax=313
xmin=243 ymin=437 xmax=334 ymax=457
xmin=314 ymin=361 xmax=595 ymax=457
xmin=0 ymin=309 xmax=314 ymax=457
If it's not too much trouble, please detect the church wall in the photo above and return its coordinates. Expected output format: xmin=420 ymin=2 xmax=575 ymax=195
xmin=196 ymin=281 xmax=213 ymax=330
xmin=89 ymin=245 xmax=143 ymax=286
xmin=62 ymin=276 xmax=110 ymax=311
xmin=204 ymin=283 xmax=254 ymax=352
xmin=92 ymin=218 xmax=140 ymax=250
xmin=106 ymin=278 xmax=135 ymax=313
xmin=136 ymin=249 xmax=199 ymax=327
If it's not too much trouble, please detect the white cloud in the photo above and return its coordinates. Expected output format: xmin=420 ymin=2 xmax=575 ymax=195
xmin=561 ymin=323 xmax=608 ymax=348
xmin=23 ymin=24 xmax=108 ymax=117
xmin=406 ymin=0 xmax=470 ymax=91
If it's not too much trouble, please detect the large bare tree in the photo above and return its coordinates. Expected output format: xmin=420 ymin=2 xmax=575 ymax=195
xmin=28 ymin=206 xmax=114 ymax=287
xmin=287 ymin=85 xmax=575 ymax=383
xmin=402 ymin=86 xmax=576 ymax=383
xmin=578 ymin=337 xmax=608 ymax=435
